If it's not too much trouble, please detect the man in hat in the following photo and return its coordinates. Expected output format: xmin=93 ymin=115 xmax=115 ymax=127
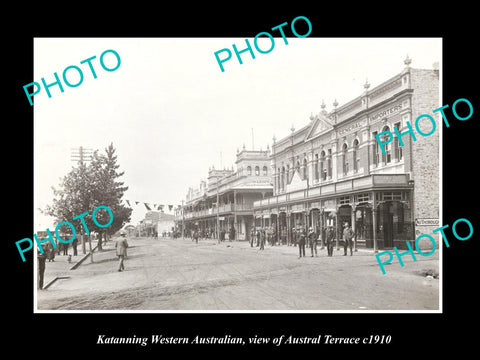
xmin=250 ymin=227 xmax=255 ymax=247
xmin=298 ymin=227 xmax=306 ymax=258
xmin=325 ymin=225 xmax=335 ymax=257
xmin=308 ymin=227 xmax=318 ymax=257
xmin=115 ymin=230 xmax=129 ymax=272
xmin=343 ymin=223 xmax=354 ymax=256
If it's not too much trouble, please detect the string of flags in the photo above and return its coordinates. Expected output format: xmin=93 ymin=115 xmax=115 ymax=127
xmin=124 ymin=200 xmax=177 ymax=212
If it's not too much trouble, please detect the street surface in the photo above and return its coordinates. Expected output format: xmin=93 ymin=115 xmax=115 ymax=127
xmin=37 ymin=236 xmax=439 ymax=311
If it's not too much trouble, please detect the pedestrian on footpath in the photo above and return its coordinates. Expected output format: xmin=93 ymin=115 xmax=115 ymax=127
xmin=37 ymin=244 xmax=47 ymax=289
xmin=193 ymin=229 xmax=199 ymax=244
xmin=63 ymin=240 xmax=69 ymax=256
xmin=308 ymin=227 xmax=318 ymax=257
xmin=260 ymin=228 xmax=266 ymax=250
xmin=250 ymin=228 xmax=255 ymax=247
xmin=46 ymin=241 xmax=55 ymax=262
xmin=326 ymin=226 xmax=334 ymax=257
xmin=72 ymin=236 xmax=78 ymax=256
xmin=298 ymin=227 xmax=306 ymax=258
xmin=256 ymin=228 xmax=261 ymax=247
xmin=115 ymin=231 xmax=129 ymax=272
xmin=343 ymin=224 xmax=354 ymax=256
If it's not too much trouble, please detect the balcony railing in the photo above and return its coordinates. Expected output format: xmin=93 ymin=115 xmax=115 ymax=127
xmin=253 ymin=174 xmax=410 ymax=208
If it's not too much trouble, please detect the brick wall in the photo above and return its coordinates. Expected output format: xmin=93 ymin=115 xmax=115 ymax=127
xmin=409 ymin=68 xmax=440 ymax=248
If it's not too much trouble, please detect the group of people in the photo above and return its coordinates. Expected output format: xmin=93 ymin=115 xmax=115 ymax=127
xmin=250 ymin=223 xmax=355 ymax=258
xmin=191 ymin=227 xmax=236 ymax=244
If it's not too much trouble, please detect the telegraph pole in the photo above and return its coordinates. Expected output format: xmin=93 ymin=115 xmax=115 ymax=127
xmin=70 ymin=146 xmax=93 ymax=255
xmin=71 ymin=146 xmax=93 ymax=164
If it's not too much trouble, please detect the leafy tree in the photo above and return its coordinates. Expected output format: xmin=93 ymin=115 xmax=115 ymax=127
xmin=45 ymin=143 xmax=132 ymax=253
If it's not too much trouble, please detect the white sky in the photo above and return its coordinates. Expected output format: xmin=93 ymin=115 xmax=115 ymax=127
xmin=33 ymin=37 xmax=441 ymax=229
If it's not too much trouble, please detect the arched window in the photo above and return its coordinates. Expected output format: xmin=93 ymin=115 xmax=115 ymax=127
xmin=255 ymin=166 xmax=260 ymax=176
xmin=281 ymin=166 xmax=286 ymax=191
xmin=342 ymin=143 xmax=348 ymax=176
xmin=353 ymin=139 xmax=359 ymax=172
xmin=381 ymin=125 xmax=392 ymax=165
xmin=327 ymin=149 xmax=332 ymax=179
xmin=394 ymin=122 xmax=402 ymax=161
xmin=247 ymin=166 xmax=252 ymax=176
xmin=263 ymin=166 xmax=268 ymax=176
xmin=314 ymin=154 xmax=319 ymax=181
xmin=320 ymin=151 xmax=326 ymax=181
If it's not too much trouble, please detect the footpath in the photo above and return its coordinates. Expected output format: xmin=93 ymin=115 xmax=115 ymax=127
xmin=41 ymin=239 xmax=117 ymax=289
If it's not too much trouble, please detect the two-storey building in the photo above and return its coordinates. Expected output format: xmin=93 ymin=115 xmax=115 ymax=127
xmin=253 ymin=59 xmax=440 ymax=251
xmin=176 ymin=148 xmax=273 ymax=242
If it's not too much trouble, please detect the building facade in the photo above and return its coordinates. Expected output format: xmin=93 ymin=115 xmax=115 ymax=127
xmin=253 ymin=59 xmax=439 ymax=251
xmin=175 ymin=148 xmax=273 ymax=241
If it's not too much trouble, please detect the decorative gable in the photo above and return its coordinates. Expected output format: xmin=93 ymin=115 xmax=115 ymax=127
xmin=304 ymin=113 xmax=334 ymax=141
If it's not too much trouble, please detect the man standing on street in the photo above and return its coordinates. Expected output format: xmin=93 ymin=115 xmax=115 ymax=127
xmin=326 ymin=225 xmax=334 ymax=257
xmin=72 ymin=236 xmax=78 ymax=256
xmin=260 ymin=228 xmax=266 ymax=250
xmin=250 ymin=227 xmax=255 ymax=247
xmin=343 ymin=223 xmax=354 ymax=256
xmin=37 ymin=244 xmax=47 ymax=289
xmin=115 ymin=230 xmax=129 ymax=272
xmin=308 ymin=227 xmax=318 ymax=257
xmin=298 ymin=227 xmax=306 ymax=258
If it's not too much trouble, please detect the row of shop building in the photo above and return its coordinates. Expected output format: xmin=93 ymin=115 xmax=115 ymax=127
xmin=174 ymin=58 xmax=440 ymax=251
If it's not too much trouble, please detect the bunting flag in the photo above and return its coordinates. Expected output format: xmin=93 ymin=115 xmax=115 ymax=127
xmin=122 ymin=200 xmax=178 ymax=212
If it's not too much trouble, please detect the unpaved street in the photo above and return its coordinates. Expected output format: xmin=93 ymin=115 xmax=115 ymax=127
xmin=37 ymin=237 xmax=439 ymax=311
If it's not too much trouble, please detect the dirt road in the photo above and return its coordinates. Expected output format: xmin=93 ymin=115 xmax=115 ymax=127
xmin=36 ymin=236 xmax=439 ymax=311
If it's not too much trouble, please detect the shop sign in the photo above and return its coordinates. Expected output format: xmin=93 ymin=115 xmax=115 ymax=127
xmin=415 ymin=218 xmax=439 ymax=226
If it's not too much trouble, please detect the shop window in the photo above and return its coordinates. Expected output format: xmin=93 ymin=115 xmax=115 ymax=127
xmin=339 ymin=196 xmax=350 ymax=205
xmin=355 ymin=193 xmax=370 ymax=203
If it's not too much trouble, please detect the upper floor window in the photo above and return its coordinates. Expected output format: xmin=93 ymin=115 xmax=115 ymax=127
xmin=353 ymin=139 xmax=360 ymax=172
xmin=255 ymin=166 xmax=260 ymax=176
xmin=394 ymin=122 xmax=403 ymax=161
xmin=247 ymin=166 xmax=252 ymax=176
xmin=342 ymin=143 xmax=348 ymax=176
xmin=263 ymin=166 xmax=268 ymax=176
xmin=381 ymin=125 xmax=392 ymax=165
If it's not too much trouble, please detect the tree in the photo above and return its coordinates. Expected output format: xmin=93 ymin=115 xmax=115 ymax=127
xmin=89 ymin=143 xmax=132 ymax=249
xmin=45 ymin=143 xmax=132 ymax=253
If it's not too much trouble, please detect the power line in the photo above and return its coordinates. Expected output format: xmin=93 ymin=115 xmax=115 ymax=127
xmin=71 ymin=146 xmax=93 ymax=164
